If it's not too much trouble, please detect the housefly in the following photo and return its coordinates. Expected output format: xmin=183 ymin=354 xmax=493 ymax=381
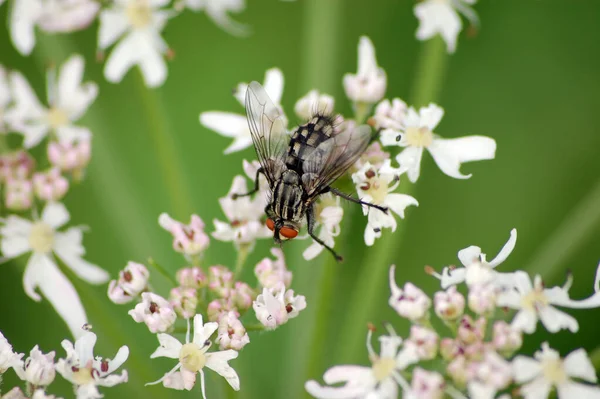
xmin=233 ymin=81 xmax=387 ymax=261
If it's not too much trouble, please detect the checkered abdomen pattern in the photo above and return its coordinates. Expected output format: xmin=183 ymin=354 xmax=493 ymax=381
xmin=286 ymin=115 xmax=336 ymax=172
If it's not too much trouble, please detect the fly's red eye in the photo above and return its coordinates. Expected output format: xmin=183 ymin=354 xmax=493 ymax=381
xmin=266 ymin=218 xmax=275 ymax=231
xmin=280 ymin=226 xmax=298 ymax=239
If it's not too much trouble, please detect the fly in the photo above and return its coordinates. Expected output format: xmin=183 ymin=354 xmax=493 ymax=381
xmin=233 ymin=81 xmax=387 ymax=261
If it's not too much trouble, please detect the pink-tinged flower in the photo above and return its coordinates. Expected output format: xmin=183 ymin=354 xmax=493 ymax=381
xmin=388 ymin=265 xmax=431 ymax=321
xmin=380 ymin=103 xmax=496 ymax=183
xmin=294 ymin=90 xmax=335 ymax=120
xmin=0 ymin=151 xmax=36 ymax=182
xmin=447 ymin=355 xmax=468 ymax=387
xmin=372 ymin=98 xmax=408 ymax=131
xmin=513 ymin=343 xmax=600 ymax=399
xmin=0 ymin=332 xmax=24 ymax=373
xmin=400 ymin=326 xmax=438 ymax=362
xmin=170 ymin=287 xmax=198 ymax=319
xmin=231 ymin=282 xmax=255 ymax=311
xmin=492 ymin=321 xmax=522 ymax=355
xmin=343 ymin=36 xmax=386 ymax=104
xmin=5 ymin=178 xmax=33 ymax=211
xmin=129 ymin=292 xmax=176 ymax=333
xmin=215 ymin=311 xmax=250 ymax=351
xmin=0 ymin=202 xmax=109 ymax=338
xmin=255 ymin=248 xmax=291 ymax=289
xmin=37 ymin=0 xmax=100 ymax=33
xmin=352 ymin=141 xmax=390 ymax=173
xmin=207 ymin=265 xmax=234 ymax=298
xmin=467 ymin=351 xmax=512 ymax=399
xmin=457 ymin=315 xmax=486 ymax=345
xmin=15 ymin=345 xmax=56 ymax=386
xmin=107 ymin=261 xmax=149 ymax=304
xmin=439 ymin=338 xmax=461 ymax=361
xmin=176 ymin=267 xmax=207 ymax=289
xmin=55 ymin=331 xmax=129 ymax=399
xmin=159 ymin=213 xmax=210 ymax=257
xmin=406 ymin=368 xmax=444 ymax=399
xmin=207 ymin=298 xmax=235 ymax=322
xmin=147 ymin=314 xmax=240 ymax=397
xmin=253 ymin=287 xmax=306 ymax=330
xmin=47 ymin=138 xmax=91 ymax=172
xmin=5 ymin=55 xmax=96 ymax=148
xmin=303 ymin=194 xmax=344 ymax=260
xmin=434 ymin=285 xmax=465 ymax=320
xmin=32 ymin=168 xmax=69 ymax=202
xmin=468 ymin=283 xmax=497 ymax=315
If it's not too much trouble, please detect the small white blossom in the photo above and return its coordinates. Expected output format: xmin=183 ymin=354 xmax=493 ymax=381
xmin=399 ymin=326 xmax=438 ymax=363
xmin=170 ymin=287 xmax=198 ymax=319
xmin=147 ymin=314 xmax=240 ymax=398
xmin=5 ymin=178 xmax=34 ymax=211
xmin=98 ymin=0 xmax=174 ymax=87
xmin=183 ymin=0 xmax=248 ymax=36
xmin=352 ymin=161 xmax=418 ymax=246
xmin=107 ymin=261 xmax=150 ymax=304
xmin=372 ymin=98 xmax=407 ymax=131
xmin=343 ymin=36 xmax=386 ymax=104
xmin=389 ymin=265 xmax=431 ymax=321
xmin=37 ymin=0 xmax=99 ymax=33
xmin=215 ymin=311 xmax=250 ymax=351
xmin=467 ymin=351 xmax=512 ymax=399
xmin=129 ymin=292 xmax=176 ymax=333
xmin=468 ymin=283 xmax=497 ymax=315
xmin=457 ymin=315 xmax=485 ymax=345
xmin=294 ymin=90 xmax=335 ymax=120
xmin=380 ymin=103 xmax=496 ymax=182
xmin=32 ymin=168 xmax=69 ymax=202
xmin=254 ymin=248 xmax=291 ymax=289
xmin=513 ymin=343 xmax=600 ymax=399
xmin=15 ymin=346 xmax=56 ymax=386
xmin=253 ymin=287 xmax=306 ymax=330
xmin=0 ymin=202 xmax=109 ymax=338
xmin=303 ymin=194 xmax=343 ymax=260
xmin=159 ymin=213 xmax=210 ymax=256
xmin=492 ymin=321 xmax=522 ymax=356
xmin=47 ymin=138 xmax=91 ymax=172
xmin=0 ymin=332 xmax=24 ymax=373
xmin=5 ymin=55 xmax=97 ymax=148
xmin=406 ymin=368 xmax=445 ymax=399
xmin=207 ymin=265 xmax=234 ymax=298
xmin=434 ymin=285 xmax=465 ymax=320
xmin=200 ymin=68 xmax=286 ymax=154
xmin=55 ymin=331 xmax=129 ymax=399
xmin=414 ymin=0 xmax=479 ymax=53
xmin=176 ymin=266 xmax=207 ymax=289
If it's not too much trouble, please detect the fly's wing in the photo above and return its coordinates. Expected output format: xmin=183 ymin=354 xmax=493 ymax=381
xmin=302 ymin=123 xmax=371 ymax=197
xmin=245 ymin=81 xmax=289 ymax=185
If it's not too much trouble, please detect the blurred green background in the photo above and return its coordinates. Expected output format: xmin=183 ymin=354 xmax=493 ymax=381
xmin=1 ymin=0 xmax=600 ymax=398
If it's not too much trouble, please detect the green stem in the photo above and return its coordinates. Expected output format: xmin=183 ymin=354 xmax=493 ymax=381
xmin=233 ymin=245 xmax=250 ymax=280
xmin=244 ymin=323 xmax=265 ymax=332
xmin=591 ymin=346 xmax=600 ymax=370
xmin=148 ymin=257 xmax=178 ymax=287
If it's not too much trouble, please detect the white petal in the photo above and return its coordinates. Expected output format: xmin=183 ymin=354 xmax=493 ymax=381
xmin=489 ymin=228 xmax=517 ymax=267
xmin=429 ymin=134 xmax=496 ymax=179
xmin=23 ymin=254 xmax=43 ymax=301
xmin=22 ymin=126 xmax=50 ymax=148
xmin=150 ymin=334 xmax=182 ymax=359
xmin=495 ymin=289 xmax=522 ymax=309
xmin=414 ymin=2 xmax=461 ymax=53
xmin=385 ymin=193 xmax=418 ymax=218
xmin=364 ymin=225 xmax=378 ymax=246
xmin=76 ymin=384 xmax=102 ymax=399
xmin=458 ymin=245 xmax=481 ymax=267
xmin=557 ymin=382 xmax=600 ymax=399
xmin=193 ymin=314 xmax=218 ymax=344
xmin=563 ymin=349 xmax=597 ymax=383
xmin=200 ymin=112 xmax=248 ymax=138
xmin=8 ymin=71 xmax=46 ymax=121
xmin=41 ymin=202 xmax=70 ymax=228
xmin=263 ymin=68 xmax=284 ymax=105
xmin=357 ymin=36 xmax=378 ymax=76
xmin=224 ymin=135 xmax=254 ymax=154
xmin=419 ymin=103 xmax=444 ymax=130
xmin=306 ymin=366 xmax=373 ymax=399
xmin=467 ymin=382 xmax=496 ymax=399
xmin=1 ymin=217 xmax=32 ymax=259
xmin=55 ymin=125 xmax=92 ymax=143
xmin=104 ymin=33 xmax=141 ymax=84
xmin=511 ymin=309 xmax=538 ymax=334
xmin=438 ymin=267 xmax=466 ymax=289
xmin=303 ymin=241 xmax=324 ymax=260
xmin=138 ymin=37 xmax=167 ymax=87
xmin=75 ymin=331 xmax=96 ymax=364
xmin=10 ymin=0 xmax=42 ymax=55
xmin=520 ymin=377 xmax=552 ymax=399
xmin=104 ymin=346 xmax=129 ymax=375
xmin=163 ymin=368 xmax=196 ymax=390
xmin=538 ymin=305 xmax=578 ymax=333
xmin=206 ymin=350 xmax=239 ymax=390
xmin=98 ymin=9 xmax=129 ymax=49
xmin=380 ymin=128 xmax=402 ymax=147
xmin=512 ymin=356 xmax=542 ymax=383
xmin=54 ymin=231 xmax=109 ymax=284
xmin=95 ymin=370 xmax=128 ymax=387
xmin=57 ymin=55 xmax=98 ymax=120
xmin=396 ymin=146 xmax=423 ymax=183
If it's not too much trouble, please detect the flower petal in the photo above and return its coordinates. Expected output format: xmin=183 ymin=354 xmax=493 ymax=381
xmin=23 ymin=254 xmax=43 ymax=301
xmin=457 ymin=245 xmax=481 ymax=267
xmin=55 ymin=125 xmax=92 ymax=143
xmin=511 ymin=309 xmax=538 ymax=334
xmin=193 ymin=314 xmax=218 ymax=344
xmin=96 ymin=370 xmax=129 ymax=387
xmin=305 ymin=365 xmax=374 ymax=399
xmin=563 ymin=349 xmax=597 ymax=383
xmin=0 ymin=218 xmax=32 ymax=259
xmin=385 ymin=193 xmax=418 ymax=218
xmin=41 ymin=202 xmax=70 ymax=229
xmin=206 ymin=350 xmax=239 ymax=390
xmin=263 ymin=68 xmax=284 ymax=105
xmin=224 ymin=135 xmax=254 ymax=154
xmin=163 ymin=368 xmax=196 ymax=391
xmin=104 ymin=346 xmax=129 ymax=375
xmin=396 ymin=146 xmax=423 ymax=183
xmin=74 ymin=331 xmax=96 ymax=364
xmin=419 ymin=103 xmax=444 ymax=130
xmin=512 ymin=356 xmax=542 ymax=384
xmin=489 ymin=228 xmax=517 ymax=267
xmin=98 ymin=9 xmax=129 ymax=49
xmin=57 ymin=55 xmax=98 ymax=120
xmin=54 ymin=232 xmax=109 ymax=284
xmin=438 ymin=266 xmax=466 ymax=289
xmin=538 ymin=305 xmax=578 ymax=333
xmin=104 ymin=32 xmax=141 ymax=84
xmin=150 ymin=334 xmax=182 ymax=359
xmin=200 ymin=112 xmax=248 ymax=138
xmin=557 ymin=382 xmax=600 ymax=399
xmin=9 ymin=0 xmax=42 ymax=55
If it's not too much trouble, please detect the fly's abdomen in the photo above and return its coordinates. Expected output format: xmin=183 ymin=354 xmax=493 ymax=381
xmin=286 ymin=114 xmax=337 ymax=171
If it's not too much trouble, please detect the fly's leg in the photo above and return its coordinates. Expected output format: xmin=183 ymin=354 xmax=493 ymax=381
xmin=327 ymin=187 xmax=388 ymax=214
xmin=232 ymin=167 xmax=264 ymax=199
xmin=306 ymin=204 xmax=343 ymax=262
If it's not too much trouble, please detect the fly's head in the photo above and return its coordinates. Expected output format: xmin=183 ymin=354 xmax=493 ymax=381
xmin=265 ymin=204 xmax=300 ymax=244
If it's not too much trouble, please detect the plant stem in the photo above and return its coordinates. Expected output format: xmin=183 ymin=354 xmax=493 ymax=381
xmin=591 ymin=346 xmax=600 ymax=370
xmin=148 ymin=257 xmax=178 ymax=286
xmin=233 ymin=245 xmax=250 ymax=280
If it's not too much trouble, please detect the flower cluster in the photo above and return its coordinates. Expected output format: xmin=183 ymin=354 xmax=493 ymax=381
xmin=107 ymin=212 xmax=306 ymax=398
xmin=200 ymin=36 xmax=496 ymax=256
xmin=0 ymin=329 xmax=129 ymax=399
xmin=306 ymin=229 xmax=600 ymax=399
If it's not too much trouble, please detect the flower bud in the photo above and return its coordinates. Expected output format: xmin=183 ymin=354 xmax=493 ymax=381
xmin=0 ymin=151 xmax=35 ymax=182
xmin=389 ymin=281 xmax=431 ymax=322
xmin=492 ymin=321 xmax=523 ymax=355
xmin=0 ymin=332 xmax=23 ymax=373
xmin=47 ymin=138 xmax=91 ymax=171
xmin=457 ymin=315 xmax=486 ymax=345
xmin=15 ymin=346 xmax=55 ymax=386
xmin=405 ymin=326 xmax=438 ymax=360
xmin=467 ymin=351 xmax=512 ymax=391
xmin=410 ymin=368 xmax=445 ymax=399
xmin=468 ymin=283 xmax=496 ymax=315
xmin=352 ymin=142 xmax=390 ymax=173
xmin=207 ymin=299 xmax=234 ymax=322
xmin=208 ymin=265 xmax=234 ymax=298
xmin=5 ymin=178 xmax=33 ymax=211
xmin=254 ymin=248 xmax=291 ymax=289
xmin=169 ymin=287 xmax=198 ymax=319
xmin=253 ymin=287 xmax=306 ymax=330
xmin=158 ymin=213 xmax=209 ymax=256
xmin=447 ymin=356 xmax=468 ymax=387
xmin=439 ymin=338 xmax=460 ymax=361
xmin=343 ymin=37 xmax=386 ymax=104
xmin=231 ymin=282 xmax=255 ymax=311
xmin=176 ymin=266 xmax=207 ymax=289
xmin=128 ymin=292 xmax=176 ymax=333
xmin=372 ymin=98 xmax=407 ymax=131
xmin=107 ymin=262 xmax=149 ymax=304
xmin=434 ymin=286 xmax=465 ymax=321
xmin=32 ymin=168 xmax=69 ymax=201
xmin=294 ymin=90 xmax=335 ymax=120
xmin=215 ymin=311 xmax=250 ymax=351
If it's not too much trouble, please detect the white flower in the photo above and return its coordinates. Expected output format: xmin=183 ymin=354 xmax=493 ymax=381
xmin=253 ymin=287 xmax=306 ymax=330
xmin=406 ymin=368 xmax=445 ymax=399
xmin=414 ymin=0 xmax=479 ymax=53
xmin=434 ymin=285 xmax=465 ymax=320
xmin=32 ymin=168 xmax=69 ymax=202
xmin=467 ymin=351 xmax=512 ymax=399
xmin=254 ymin=247 xmax=292 ymax=289
xmin=215 ymin=311 xmax=250 ymax=351
xmin=352 ymin=161 xmax=418 ymax=246
xmin=303 ymin=194 xmax=343 ymax=260
xmin=388 ymin=265 xmax=431 ymax=321
xmin=0 ymin=66 xmax=10 ymax=133
xmin=159 ymin=213 xmax=210 ymax=256
xmin=492 ymin=320 xmax=522 ymax=355
xmin=98 ymin=0 xmax=174 ymax=87
xmin=200 ymin=68 xmax=286 ymax=154
xmin=380 ymin=103 xmax=496 ymax=182
xmin=37 ymin=0 xmax=99 ymax=33
xmin=55 ymin=331 xmax=129 ymax=399
xmin=147 ymin=314 xmax=240 ymax=398
xmin=129 ymin=292 xmax=177 ymax=333
xmin=431 ymin=228 xmax=517 ymax=289
xmin=15 ymin=345 xmax=56 ymax=386
xmin=0 ymin=202 xmax=109 ymax=338
xmin=305 ymin=331 xmax=411 ymax=398
xmin=107 ymin=261 xmax=150 ymax=304
xmin=513 ymin=343 xmax=600 ymax=399
xmin=183 ymin=0 xmax=248 ymax=36
xmin=343 ymin=36 xmax=386 ymax=104
xmin=400 ymin=326 xmax=438 ymax=362
xmin=170 ymin=287 xmax=198 ymax=319
xmin=372 ymin=98 xmax=407 ymax=131
xmin=5 ymin=55 xmax=97 ymax=148
xmin=212 ymin=175 xmax=271 ymax=247
xmin=0 ymin=332 xmax=24 ymax=373
xmin=294 ymin=90 xmax=335 ymax=120
xmin=468 ymin=283 xmax=497 ymax=315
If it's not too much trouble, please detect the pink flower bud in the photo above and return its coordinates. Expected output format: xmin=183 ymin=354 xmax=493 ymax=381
xmin=4 ymin=178 xmax=33 ymax=211
xmin=215 ymin=311 xmax=250 ymax=351
xmin=208 ymin=265 xmax=234 ymax=298
xmin=467 ymin=351 xmax=512 ymax=391
xmin=434 ymin=286 xmax=465 ymax=321
xmin=176 ymin=266 xmax=207 ymax=289
xmin=107 ymin=262 xmax=149 ymax=304
xmin=440 ymin=338 xmax=461 ymax=361
xmin=447 ymin=356 xmax=468 ymax=387
xmin=410 ymin=368 xmax=445 ymax=399
xmin=207 ymin=299 xmax=235 ymax=322
xmin=47 ymin=138 xmax=91 ymax=171
xmin=372 ymin=98 xmax=407 ymax=131
xmin=159 ymin=213 xmax=209 ymax=256
xmin=107 ymin=281 xmax=132 ymax=305
xmin=468 ymin=283 xmax=496 ymax=315
xmin=128 ymin=293 xmax=176 ymax=333
xmin=492 ymin=321 xmax=522 ymax=355
xmin=231 ymin=282 xmax=255 ymax=311
xmin=32 ymin=168 xmax=69 ymax=201
xmin=170 ymin=287 xmax=198 ymax=319
xmin=389 ymin=281 xmax=431 ymax=322
xmin=0 ymin=151 xmax=35 ymax=182
xmin=457 ymin=315 xmax=486 ymax=345
xmin=254 ymin=248 xmax=291 ymax=289
xmin=405 ymin=326 xmax=438 ymax=360
xmin=15 ymin=346 xmax=55 ymax=386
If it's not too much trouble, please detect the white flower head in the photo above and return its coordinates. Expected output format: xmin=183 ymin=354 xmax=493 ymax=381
xmin=343 ymin=36 xmax=387 ymax=104
xmin=513 ymin=343 xmax=600 ymax=399
xmin=380 ymin=103 xmax=496 ymax=183
xmin=294 ymin=90 xmax=335 ymax=120
xmin=147 ymin=314 xmax=240 ymax=398
xmin=159 ymin=213 xmax=210 ymax=256
xmin=388 ymin=265 xmax=431 ymax=321
xmin=5 ymin=55 xmax=97 ymax=148
xmin=254 ymin=247 xmax=292 ymax=289
xmin=0 ymin=202 xmax=109 ymax=338
xmin=108 ymin=261 xmax=150 ymax=304
xmin=200 ymin=68 xmax=286 ymax=154
xmin=414 ymin=0 xmax=479 ymax=53
xmin=98 ymin=0 xmax=174 ymax=87
xmin=55 ymin=331 xmax=129 ymax=399
xmin=0 ymin=332 xmax=24 ymax=373
xmin=253 ymin=287 xmax=306 ymax=330
xmin=38 ymin=0 xmax=100 ymax=33
xmin=15 ymin=345 xmax=56 ymax=386
xmin=303 ymin=194 xmax=343 ymax=260
xmin=434 ymin=285 xmax=465 ymax=320
xmin=352 ymin=161 xmax=418 ymax=246
xmin=129 ymin=292 xmax=177 ymax=333
xmin=182 ymin=0 xmax=248 ymax=36
xmin=215 ymin=311 xmax=250 ymax=351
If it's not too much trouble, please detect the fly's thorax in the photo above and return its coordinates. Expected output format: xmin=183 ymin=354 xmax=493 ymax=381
xmin=286 ymin=114 xmax=338 ymax=171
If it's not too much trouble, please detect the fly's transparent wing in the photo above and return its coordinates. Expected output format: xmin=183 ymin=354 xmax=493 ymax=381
xmin=245 ymin=81 xmax=289 ymax=185
xmin=302 ymin=124 xmax=371 ymax=196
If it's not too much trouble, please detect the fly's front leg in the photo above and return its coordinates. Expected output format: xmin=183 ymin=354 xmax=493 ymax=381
xmin=327 ymin=187 xmax=388 ymax=214
xmin=232 ymin=167 xmax=264 ymax=199
xmin=306 ymin=204 xmax=343 ymax=262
